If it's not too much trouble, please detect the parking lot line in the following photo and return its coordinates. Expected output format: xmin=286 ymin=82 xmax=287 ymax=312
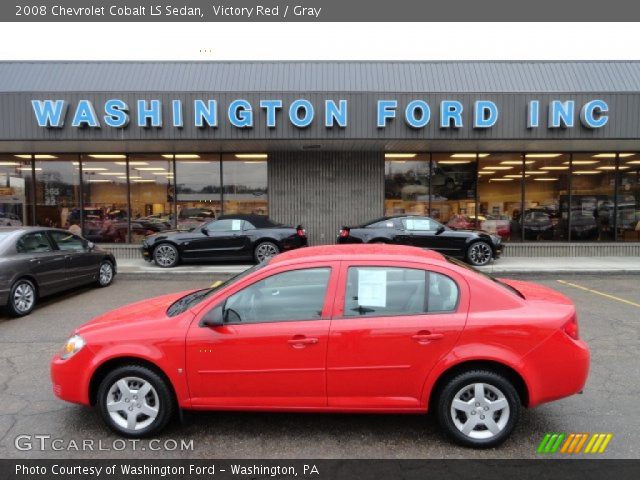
xmin=557 ymin=280 xmax=640 ymax=309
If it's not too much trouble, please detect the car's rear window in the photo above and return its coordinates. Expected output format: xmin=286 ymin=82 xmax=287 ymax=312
xmin=446 ymin=256 xmax=524 ymax=299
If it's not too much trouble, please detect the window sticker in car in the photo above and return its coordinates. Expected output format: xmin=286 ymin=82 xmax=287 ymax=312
xmin=357 ymin=269 xmax=387 ymax=307
xmin=231 ymin=220 xmax=243 ymax=231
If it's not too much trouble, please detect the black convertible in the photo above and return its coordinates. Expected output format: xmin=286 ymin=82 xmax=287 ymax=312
xmin=141 ymin=214 xmax=308 ymax=267
xmin=0 ymin=227 xmax=116 ymax=316
xmin=337 ymin=215 xmax=502 ymax=266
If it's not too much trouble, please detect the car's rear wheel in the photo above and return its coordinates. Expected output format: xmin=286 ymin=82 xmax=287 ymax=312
xmin=153 ymin=243 xmax=179 ymax=268
xmin=96 ymin=261 xmax=114 ymax=287
xmin=466 ymin=241 xmax=493 ymax=266
xmin=437 ymin=370 xmax=520 ymax=448
xmin=254 ymin=241 xmax=280 ymax=263
xmin=7 ymin=278 xmax=37 ymax=317
xmin=97 ymin=365 xmax=175 ymax=438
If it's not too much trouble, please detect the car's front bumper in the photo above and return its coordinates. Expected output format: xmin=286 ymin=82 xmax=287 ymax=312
xmin=50 ymin=349 xmax=94 ymax=405
xmin=140 ymin=244 xmax=153 ymax=262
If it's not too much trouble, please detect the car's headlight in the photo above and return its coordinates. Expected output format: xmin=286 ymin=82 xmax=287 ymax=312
xmin=60 ymin=335 xmax=85 ymax=360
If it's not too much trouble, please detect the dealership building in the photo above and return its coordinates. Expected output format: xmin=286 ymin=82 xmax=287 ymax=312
xmin=1 ymin=61 xmax=640 ymax=255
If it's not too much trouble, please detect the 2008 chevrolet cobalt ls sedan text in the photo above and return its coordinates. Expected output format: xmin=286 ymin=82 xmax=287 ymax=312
xmin=51 ymin=244 xmax=589 ymax=448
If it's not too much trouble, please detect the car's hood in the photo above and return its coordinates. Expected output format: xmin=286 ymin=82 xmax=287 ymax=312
xmin=76 ymin=290 xmax=197 ymax=334
xmin=498 ymin=279 xmax=573 ymax=305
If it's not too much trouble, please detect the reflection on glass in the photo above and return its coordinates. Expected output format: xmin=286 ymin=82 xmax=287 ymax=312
xmin=175 ymin=154 xmax=221 ymax=230
xmin=618 ymin=153 xmax=640 ymax=241
xmin=81 ymin=154 xmax=129 ymax=243
xmin=431 ymin=153 xmax=477 ymax=225
xmin=0 ymin=155 xmax=31 ymax=226
xmin=384 ymin=154 xmax=430 ymax=215
xmin=129 ymin=154 xmax=174 ymax=242
xmin=522 ymin=153 xmax=570 ymax=241
xmin=477 ymin=153 xmax=523 ymax=242
xmin=571 ymin=153 xmax=615 ymax=242
xmin=33 ymin=155 xmax=80 ymax=229
xmin=222 ymin=154 xmax=268 ymax=215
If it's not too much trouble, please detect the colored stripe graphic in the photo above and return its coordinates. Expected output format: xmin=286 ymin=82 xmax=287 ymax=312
xmin=538 ymin=433 xmax=612 ymax=454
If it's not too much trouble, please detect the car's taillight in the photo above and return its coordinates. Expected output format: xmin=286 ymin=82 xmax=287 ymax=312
xmin=339 ymin=228 xmax=350 ymax=238
xmin=296 ymin=225 xmax=306 ymax=237
xmin=563 ymin=316 xmax=580 ymax=340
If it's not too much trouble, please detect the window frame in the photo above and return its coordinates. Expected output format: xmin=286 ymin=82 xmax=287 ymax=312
xmin=204 ymin=264 xmax=337 ymax=326
xmin=333 ymin=261 xmax=465 ymax=320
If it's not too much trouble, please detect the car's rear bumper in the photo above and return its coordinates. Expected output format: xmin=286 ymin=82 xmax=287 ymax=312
xmin=522 ymin=330 xmax=590 ymax=407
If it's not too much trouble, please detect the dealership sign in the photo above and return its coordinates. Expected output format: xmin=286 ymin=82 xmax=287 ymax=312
xmin=30 ymin=98 xmax=609 ymax=130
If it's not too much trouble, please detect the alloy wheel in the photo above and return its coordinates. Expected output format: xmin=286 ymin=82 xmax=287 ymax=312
xmin=255 ymin=243 xmax=279 ymax=262
xmin=450 ymin=382 xmax=510 ymax=440
xmin=154 ymin=245 xmax=177 ymax=267
xmin=13 ymin=282 xmax=35 ymax=313
xmin=468 ymin=242 xmax=492 ymax=266
xmin=106 ymin=377 xmax=160 ymax=433
xmin=99 ymin=262 xmax=113 ymax=286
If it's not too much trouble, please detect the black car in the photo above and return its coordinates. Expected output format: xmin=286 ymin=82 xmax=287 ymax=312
xmin=141 ymin=214 xmax=308 ymax=268
xmin=337 ymin=215 xmax=502 ymax=266
xmin=0 ymin=227 xmax=116 ymax=316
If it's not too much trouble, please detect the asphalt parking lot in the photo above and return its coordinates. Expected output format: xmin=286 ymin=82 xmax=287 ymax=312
xmin=0 ymin=273 xmax=638 ymax=459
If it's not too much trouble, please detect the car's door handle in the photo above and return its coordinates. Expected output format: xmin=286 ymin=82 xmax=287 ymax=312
xmin=412 ymin=331 xmax=444 ymax=343
xmin=288 ymin=336 xmax=319 ymax=348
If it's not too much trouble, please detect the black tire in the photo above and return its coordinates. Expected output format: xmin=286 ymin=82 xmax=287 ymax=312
xmin=436 ymin=370 xmax=520 ymax=448
xmin=96 ymin=364 xmax=175 ymax=438
xmin=6 ymin=278 xmax=37 ymax=317
xmin=466 ymin=241 xmax=493 ymax=266
xmin=254 ymin=241 xmax=280 ymax=263
xmin=96 ymin=260 xmax=115 ymax=288
xmin=153 ymin=243 xmax=180 ymax=268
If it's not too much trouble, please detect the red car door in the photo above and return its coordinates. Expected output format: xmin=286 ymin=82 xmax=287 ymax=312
xmin=186 ymin=262 xmax=339 ymax=408
xmin=326 ymin=261 xmax=468 ymax=409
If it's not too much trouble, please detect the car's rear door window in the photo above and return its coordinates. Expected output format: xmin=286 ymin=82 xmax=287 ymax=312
xmin=16 ymin=232 xmax=53 ymax=253
xmin=223 ymin=268 xmax=332 ymax=324
xmin=343 ymin=266 xmax=459 ymax=317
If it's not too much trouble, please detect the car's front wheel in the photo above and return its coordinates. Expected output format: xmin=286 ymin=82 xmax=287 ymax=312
xmin=7 ymin=278 xmax=37 ymax=317
xmin=153 ymin=243 xmax=179 ymax=268
xmin=466 ymin=241 xmax=493 ymax=266
xmin=436 ymin=370 xmax=520 ymax=448
xmin=96 ymin=260 xmax=114 ymax=287
xmin=97 ymin=365 xmax=175 ymax=438
xmin=254 ymin=241 xmax=280 ymax=263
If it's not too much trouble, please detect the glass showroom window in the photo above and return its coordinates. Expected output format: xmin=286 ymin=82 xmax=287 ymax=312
xmin=0 ymin=155 xmax=32 ymax=226
xmin=477 ymin=153 xmax=523 ymax=242
xmin=571 ymin=153 xmax=616 ymax=242
xmin=617 ymin=153 xmax=640 ymax=241
xmin=174 ymin=154 xmax=221 ymax=230
xmin=80 ymin=154 xmax=129 ymax=243
xmin=129 ymin=154 xmax=175 ymax=243
xmin=222 ymin=154 xmax=268 ymax=215
xmin=522 ymin=153 xmax=571 ymax=241
xmin=31 ymin=155 xmax=80 ymax=230
xmin=384 ymin=153 xmax=430 ymax=215
xmin=430 ymin=153 xmax=477 ymax=226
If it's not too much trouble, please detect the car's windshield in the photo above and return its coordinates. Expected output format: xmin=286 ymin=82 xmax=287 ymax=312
xmin=0 ymin=231 xmax=12 ymax=244
xmin=166 ymin=262 xmax=268 ymax=316
xmin=446 ymin=256 xmax=524 ymax=299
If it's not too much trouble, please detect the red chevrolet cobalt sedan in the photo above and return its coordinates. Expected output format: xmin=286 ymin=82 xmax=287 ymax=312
xmin=51 ymin=245 xmax=589 ymax=447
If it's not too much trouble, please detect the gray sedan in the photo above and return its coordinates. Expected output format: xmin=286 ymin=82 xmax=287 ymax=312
xmin=0 ymin=227 xmax=116 ymax=316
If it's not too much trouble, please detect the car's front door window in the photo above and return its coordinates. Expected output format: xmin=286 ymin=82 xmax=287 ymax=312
xmin=222 ymin=268 xmax=331 ymax=324
xmin=48 ymin=231 xmax=86 ymax=252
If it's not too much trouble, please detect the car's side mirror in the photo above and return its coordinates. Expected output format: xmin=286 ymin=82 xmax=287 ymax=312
xmin=86 ymin=241 xmax=95 ymax=251
xmin=200 ymin=227 xmax=209 ymax=236
xmin=199 ymin=305 xmax=225 ymax=327
xmin=435 ymin=226 xmax=446 ymax=235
